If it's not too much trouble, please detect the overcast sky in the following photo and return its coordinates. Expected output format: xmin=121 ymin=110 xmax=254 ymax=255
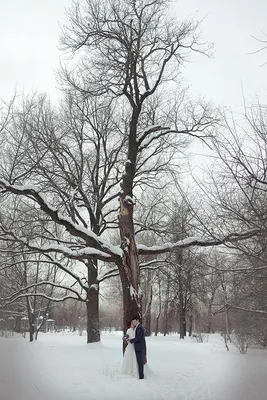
xmin=0 ymin=0 xmax=266 ymax=109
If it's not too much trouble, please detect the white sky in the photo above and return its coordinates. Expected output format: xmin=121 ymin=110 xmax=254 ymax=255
xmin=0 ymin=0 xmax=266 ymax=109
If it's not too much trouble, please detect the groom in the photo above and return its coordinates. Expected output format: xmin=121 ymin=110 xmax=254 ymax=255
xmin=128 ymin=316 xmax=146 ymax=379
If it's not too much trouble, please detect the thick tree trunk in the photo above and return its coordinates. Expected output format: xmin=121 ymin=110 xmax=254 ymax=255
xmin=86 ymin=260 xmax=100 ymax=343
xmin=86 ymin=287 xmax=100 ymax=343
xmin=118 ymin=155 xmax=141 ymax=336
xmin=118 ymin=107 xmax=142 ymax=353
xmin=121 ymin=267 xmax=140 ymax=331
xmin=120 ymin=267 xmax=140 ymax=353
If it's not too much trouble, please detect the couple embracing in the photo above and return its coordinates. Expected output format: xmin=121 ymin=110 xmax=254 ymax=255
xmin=120 ymin=316 xmax=147 ymax=379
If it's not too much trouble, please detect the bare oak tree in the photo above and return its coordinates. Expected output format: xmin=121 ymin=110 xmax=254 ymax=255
xmin=0 ymin=0 xmax=257 ymax=347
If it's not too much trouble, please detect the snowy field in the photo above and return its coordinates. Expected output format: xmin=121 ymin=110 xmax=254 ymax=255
xmin=1 ymin=331 xmax=267 ymax=400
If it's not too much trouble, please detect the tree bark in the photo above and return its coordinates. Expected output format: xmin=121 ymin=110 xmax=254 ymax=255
xmin=86 ymin=260 xmax=100 ymax=343
xmin=86 ymin=287 xmax=100 ymax=343
xmin=120 ymin=266 xmax=140 ymax=353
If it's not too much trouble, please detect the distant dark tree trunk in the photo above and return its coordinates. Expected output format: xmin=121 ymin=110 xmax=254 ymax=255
xmin=155 ymin=272 xmax=162 ymax=337
xmin=143 ymin=301 xmax=152 ymax=336
xmin=225 ymin=309 xmax=230 ymax=339
xmin=188 ymin=312 xmax=193 ymax=336
xmin=154 ymin=313 xmax=160 ymax=336
xmin=207 ymin=293 xmax=215 ymax=333
xmin=143 ymin=271 xmax=153 ymax=336
xmin=26 ymin=298 xmax=34 ymax=343
xmin=14 ymin=313 xmax=22 ymax=333
xmin=181 ymin=309 xmax=186 ymax=337
xmin=163 ymin=274 xmax=171 ymax=336
xmin=176 ymin=249 xmax=186 ymax=339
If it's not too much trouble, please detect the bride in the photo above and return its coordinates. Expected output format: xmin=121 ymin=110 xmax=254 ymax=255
xmin=120 ymin=321 xmax=139 ymax=378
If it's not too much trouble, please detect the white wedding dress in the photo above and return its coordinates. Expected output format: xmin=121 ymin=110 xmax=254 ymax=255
xmin=120 ymin=327 xmax=139 ymax=379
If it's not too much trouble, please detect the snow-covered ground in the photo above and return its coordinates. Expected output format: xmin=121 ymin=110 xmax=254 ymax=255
xmin=1 ymin=331 xmax=267 ymax=400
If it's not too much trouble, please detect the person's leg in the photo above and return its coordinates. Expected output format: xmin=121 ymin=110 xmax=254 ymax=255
xmin=135 ymin=351 xmax=144 ymax=379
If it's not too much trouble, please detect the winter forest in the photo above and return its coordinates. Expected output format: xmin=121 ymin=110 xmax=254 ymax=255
xmin=1 ymin=0 xmax=267 ymax=399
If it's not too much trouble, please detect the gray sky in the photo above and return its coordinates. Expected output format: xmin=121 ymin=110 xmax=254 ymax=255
xmin=0 ymin=0 xmax=266 ymax=109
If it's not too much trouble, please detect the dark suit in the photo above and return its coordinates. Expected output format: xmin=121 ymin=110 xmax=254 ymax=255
xmin=130 ymin=323 xmax=146 ymax=379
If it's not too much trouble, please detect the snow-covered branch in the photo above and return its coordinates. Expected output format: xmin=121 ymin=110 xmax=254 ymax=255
xmin=97 ymin=267 xmax=119 ymax=282
xmin=1 ymin=281 xmax=85 ymax=303
xmin=44 ymin=254 xmax=88 ymax=290
xmin=0 ymin=232 xmax=93 ymax=290
xmin=138 ymin=125 xmax=170 ymax=146
xmin=137 ymin=230 xmax=261 ymax=255
xmin=0 ymin=222 xmax=115 ymax=262
xmin=0 ymin=179 xmax=123 ymax=261
xmin=213 ymin=303 xmax=267 ymax=316
xmin=0 ymin=293 xmax=83 ymax=309
xmin=139 ymin=259 xmax=168 ymax=269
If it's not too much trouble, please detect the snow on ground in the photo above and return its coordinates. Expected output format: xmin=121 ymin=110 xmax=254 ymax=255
xmin=1 ymin=331 xmax=267 ymax=400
